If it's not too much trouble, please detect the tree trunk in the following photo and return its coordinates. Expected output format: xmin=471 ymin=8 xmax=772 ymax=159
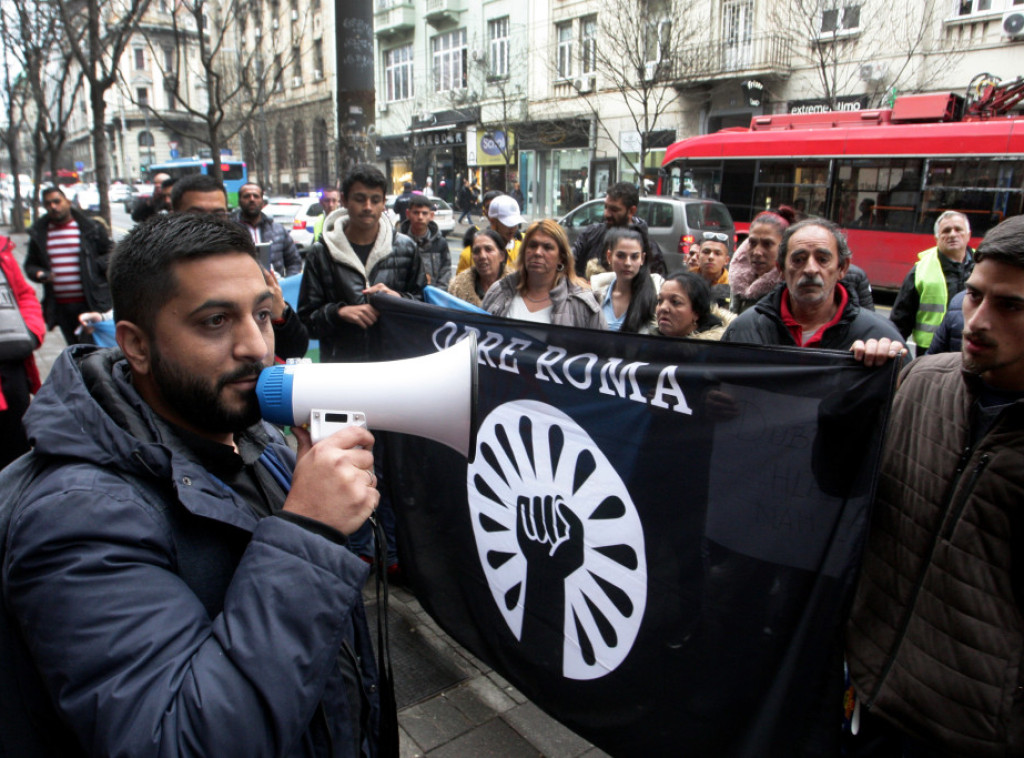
xmin=91 ymin=87 xmax=111 ymax=228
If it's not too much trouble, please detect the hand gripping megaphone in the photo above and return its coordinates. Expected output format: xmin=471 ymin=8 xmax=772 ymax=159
xmin=256 ymin=335 xmax=478 ymax=457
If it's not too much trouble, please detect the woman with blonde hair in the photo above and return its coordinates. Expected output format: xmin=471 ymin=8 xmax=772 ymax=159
xmin=482 ymin=219 xmax=605 ymax=329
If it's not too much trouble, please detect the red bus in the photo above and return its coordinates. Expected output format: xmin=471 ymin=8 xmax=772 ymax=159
xmin=660 ymin=91 xmax=1024 ymax=289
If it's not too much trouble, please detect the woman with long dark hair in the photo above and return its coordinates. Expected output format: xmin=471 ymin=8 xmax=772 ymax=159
xmin=590 ymin=228 xmax=662 ymax=333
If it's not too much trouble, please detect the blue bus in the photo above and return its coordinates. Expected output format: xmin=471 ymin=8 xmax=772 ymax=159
xmin=147 ymin=158 xmax=248 ymax=208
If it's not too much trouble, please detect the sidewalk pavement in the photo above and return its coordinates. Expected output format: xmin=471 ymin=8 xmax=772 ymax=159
xmin=7 ymin=226 xmax=605 ymax=758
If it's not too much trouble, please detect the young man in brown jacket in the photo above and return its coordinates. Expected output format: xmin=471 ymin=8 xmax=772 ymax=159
xmin=846 ymin=214 xmax=1024 ymax=757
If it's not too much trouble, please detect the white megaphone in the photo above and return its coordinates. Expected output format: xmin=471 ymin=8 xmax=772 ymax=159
xmin=256 ymin=335 xmax=478 ymax=457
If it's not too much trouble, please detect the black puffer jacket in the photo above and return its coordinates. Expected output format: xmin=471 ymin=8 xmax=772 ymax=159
xmin=24 ymin=209 xmax=112 ymax=329
xmin=721 ymin=283 xmax=903 ymax=350
xmin=298 ymin=211 xmax=425 ymax=362
xmin=571 ymin=217 xmax=666 ymax=278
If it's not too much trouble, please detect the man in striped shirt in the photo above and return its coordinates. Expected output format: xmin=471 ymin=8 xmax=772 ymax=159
xmin=24 ymin=187 xmax=112 ymax=345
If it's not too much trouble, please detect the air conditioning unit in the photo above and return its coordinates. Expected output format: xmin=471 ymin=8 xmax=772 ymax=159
xmin=377 ymin=101 xmax=388 ymax=115
xmin=290 ymin=8 xmax=298 ymax=20
xmin=1003 ymin=10 xmax=1024 ymax=37
xmin=573 ymin=75 xmax=594 ymax=94
xmin=470 ymin=49 xmax=484 ymax=62
xmin=859 ymin=63 xmax=888 ymax=83
xmin=292 ymin=76 xmax=302 ymax=87
xmin=272 ymin=18 xmax=279 ymax=29
xmin=313 ymin=69 xmax=322 ymax=80
xmin=643 ymin=61 xmax=658 ymax=82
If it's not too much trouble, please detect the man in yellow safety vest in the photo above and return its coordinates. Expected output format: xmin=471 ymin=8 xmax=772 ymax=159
xmin=889 ymin=210 xmax=974 ymax=355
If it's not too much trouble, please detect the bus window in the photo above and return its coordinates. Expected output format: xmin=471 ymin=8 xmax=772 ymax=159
xmin=835 ymin=158 xmax=924 ymax=234
xmin=222 ymin=164 xmax=245 ymax=181
xmin=753 ymin=159 xmax=829 ymax=219
xmin=720 ymin=160 xmax=756 ymax=223
xmin=921 ymin=158 xmax=1024 ymax=237
xmin=680 ymin=165 xmax=722 ymax=199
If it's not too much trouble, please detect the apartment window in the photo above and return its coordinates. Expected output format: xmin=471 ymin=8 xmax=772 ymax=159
xmin=163 ymin=48 xmax=174 ymax=72
xmin=293 ymin=122 xmax=306 ymax=166
xmin=292 ymin=45 xmax=301 ymax=77
xmin=137 ymin=87 xmax=149 ymax=106
xmin=645 ymin=17 xmax=672 ymax=63
xmin=313 ymin=40 xmax=324 ymax=77
xmin=273 ymin=54 xmax=284 ymax=91
xmin=431 ymin=28 xmax=467 ymax=92
xmin=165 ymin=82 xmax=176 ymax=111
xmin=820 ymin=3 xmax=861 ymax=34
xmin=581 ymin=16 xmax=597 ymax=75
xmin=385 ymin=44 xmax=414 ymax=102
xmin=956 ymin=0 xmax=1022 ymax=15
xmin=488 ymin=17 xmax=510 ymax=78
xmin=134 ymin=48 xmax=145 ymax=70
xmin=556 ymin=22 xmax=573 ymax=80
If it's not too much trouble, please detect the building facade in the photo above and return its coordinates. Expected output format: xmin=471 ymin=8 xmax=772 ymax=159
xmin=370 ymin=0 xmax=1022 ymax=217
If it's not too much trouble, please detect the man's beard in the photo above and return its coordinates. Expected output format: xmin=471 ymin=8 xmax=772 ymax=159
xmin=961 ymin=330 xmax=998 ymax=376
xmin=151 ymin=347 xmax=264 ymax=434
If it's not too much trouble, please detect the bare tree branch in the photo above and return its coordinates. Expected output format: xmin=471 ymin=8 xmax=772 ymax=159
xmin=55 ymin=0 xmax=154 ymax=226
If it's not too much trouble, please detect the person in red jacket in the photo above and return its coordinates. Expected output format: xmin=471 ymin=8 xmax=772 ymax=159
xmin=0 ymin=234 xmax=45 ymax=468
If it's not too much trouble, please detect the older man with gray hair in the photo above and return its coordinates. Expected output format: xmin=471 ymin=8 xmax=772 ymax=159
xmin=722 ymin=218 xmax=905 ymax=364
xmin=889 ymin=210 xmax=974 ymax=354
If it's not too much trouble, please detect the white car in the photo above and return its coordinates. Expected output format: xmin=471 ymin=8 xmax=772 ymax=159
xmin=264 ymin=196 xmax=324 ymax=256
xmin=385 ymin=193 xmax=455 ymax=236
xmin=430 ymin=197 xmax=455 ymax=236
xmin=72 ymin=184 xmax=102 ymax=216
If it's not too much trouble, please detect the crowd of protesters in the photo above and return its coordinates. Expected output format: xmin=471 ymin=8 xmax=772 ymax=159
xmin=0 ymin=159 xmax=1021 ymax=758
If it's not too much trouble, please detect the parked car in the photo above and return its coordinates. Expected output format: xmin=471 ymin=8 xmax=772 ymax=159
xmin=384 ymin=193 xmax=455 ymax=236
xmin=558 ymin=195 xmax=735 ymax=274
xmin=108 ymin=182 xmax=131 ymax=204
xmin=264 ymin=196 xmax=324 ymax=256
xmin=429 ymin=197 xmax=455 ymax=236
xmin=124 ymin=183 xmax=155 ymax=215
xmin=72 ymin=184 xmax=101 ymax=216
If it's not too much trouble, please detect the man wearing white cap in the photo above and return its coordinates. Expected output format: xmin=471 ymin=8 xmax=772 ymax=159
xmin=486 ymin=194 xmax=524 ymax=265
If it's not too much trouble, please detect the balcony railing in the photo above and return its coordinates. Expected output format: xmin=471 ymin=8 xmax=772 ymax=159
xmin=374 ymin=0 xmax=415 ymax=37
xmin=424 ymin=0 xmax=464 ymax=25
xmin=670 ymin=33 xmax=793 ymax=84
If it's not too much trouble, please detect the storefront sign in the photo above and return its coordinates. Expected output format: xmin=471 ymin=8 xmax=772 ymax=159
xmin=412 ymin=129 xmax=466 ymax=149
xmin=475 ymin=130 xmax=516 ymax=166
xmin=788 ymin=96 xmax=869 ymax=114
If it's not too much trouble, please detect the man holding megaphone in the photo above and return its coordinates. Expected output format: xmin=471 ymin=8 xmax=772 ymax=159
xmin=0 ymin=213 xmax=383 ymax=756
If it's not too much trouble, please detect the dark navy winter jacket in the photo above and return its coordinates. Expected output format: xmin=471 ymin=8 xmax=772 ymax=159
xmin=3 ymin=346 xmax=378 ymax=757
xmin=924 ymin=289 xmax=965 ymax=356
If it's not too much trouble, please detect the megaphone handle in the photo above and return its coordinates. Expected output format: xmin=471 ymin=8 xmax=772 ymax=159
xmin=309 ymin=410 xmax=367 ymax=443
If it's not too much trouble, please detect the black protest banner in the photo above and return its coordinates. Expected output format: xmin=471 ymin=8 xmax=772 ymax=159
xmin=369 ymin=296 xmax=898 ymax=757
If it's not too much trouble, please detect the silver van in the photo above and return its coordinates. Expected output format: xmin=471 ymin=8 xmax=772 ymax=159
xmin=558 ymin=195 xmax=735 ymax=273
